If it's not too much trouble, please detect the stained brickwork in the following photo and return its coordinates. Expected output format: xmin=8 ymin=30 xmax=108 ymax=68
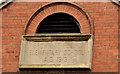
xmin=2 ymin=1 xmax=119 ymax=72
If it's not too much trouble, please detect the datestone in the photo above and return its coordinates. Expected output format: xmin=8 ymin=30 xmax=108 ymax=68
xmin=19 ymin=34 xmax=93 ymax=69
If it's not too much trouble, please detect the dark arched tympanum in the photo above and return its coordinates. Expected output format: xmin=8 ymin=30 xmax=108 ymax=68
xmin=36 ymin=13 xmax=81 ymax=34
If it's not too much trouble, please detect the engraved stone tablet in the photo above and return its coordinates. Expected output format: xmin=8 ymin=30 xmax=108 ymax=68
xmin=19 ymin=34 xmax=93 ymax=69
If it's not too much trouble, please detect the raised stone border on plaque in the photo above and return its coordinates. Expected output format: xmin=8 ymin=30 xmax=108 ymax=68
xmin=19 ymin=34 xmax=93 ymax=69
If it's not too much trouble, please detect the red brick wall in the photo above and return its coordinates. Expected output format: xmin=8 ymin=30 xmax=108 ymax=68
xmin=2 ymin=1 xmax=119 ymax=72
xmin=118 ymin=6 xmax=120 ymax=73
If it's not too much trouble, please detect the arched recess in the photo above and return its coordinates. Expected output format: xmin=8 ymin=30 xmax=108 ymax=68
xmin=24 ymin=2 xmax=94 ymax=35
xmin=36 ymin=13 xmax=81 ymax=34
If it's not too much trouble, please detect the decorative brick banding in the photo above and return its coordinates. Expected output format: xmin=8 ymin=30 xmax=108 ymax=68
xmin=25 ymin=2 xmax=93 ymax=35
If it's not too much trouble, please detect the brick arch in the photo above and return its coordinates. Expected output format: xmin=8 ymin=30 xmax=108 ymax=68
xmin=24 ymin=2 xmax=94 ymax=35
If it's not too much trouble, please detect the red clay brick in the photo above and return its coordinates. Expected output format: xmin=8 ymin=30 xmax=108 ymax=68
xmin=2 ymin=1 xmax=119 ymax=73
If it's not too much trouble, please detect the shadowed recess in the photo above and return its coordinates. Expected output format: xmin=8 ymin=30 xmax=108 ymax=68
xmin=36 ymin=13 xmax=81 ymax=34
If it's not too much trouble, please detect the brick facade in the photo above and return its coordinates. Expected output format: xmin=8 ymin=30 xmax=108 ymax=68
xmin=2 ymin=1 xmax=119 ymax=72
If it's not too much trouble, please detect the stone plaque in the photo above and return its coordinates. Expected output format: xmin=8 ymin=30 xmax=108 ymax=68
xmin=19 ymin=34 xmax=93 ymax=69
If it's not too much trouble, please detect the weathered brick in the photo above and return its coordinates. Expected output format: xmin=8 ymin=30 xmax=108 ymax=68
xmin=1 ymin=1 xmax=119 ymax=73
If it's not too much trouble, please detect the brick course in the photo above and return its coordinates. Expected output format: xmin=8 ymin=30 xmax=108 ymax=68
xmin=2 ymin=1 xmax=119 ymax=72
